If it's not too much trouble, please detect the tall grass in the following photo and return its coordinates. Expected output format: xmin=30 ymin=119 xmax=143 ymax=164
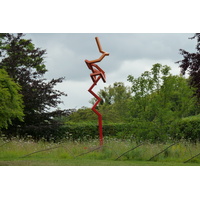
xmin=1 ymin=137 xmax=200 ymax=165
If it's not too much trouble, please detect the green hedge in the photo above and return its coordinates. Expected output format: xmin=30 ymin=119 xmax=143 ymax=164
xmin=171 ymin=115 xmax=200 ymax=142
xmin=62 ymin=116 xmax=200 ymax=142
xmin=60 ymin=121 xmax=166 ymax=142
xmin=6 ymin=115 xmax=200 ymax=142
xmin=61 ymin=123 xmax=137 ymax=141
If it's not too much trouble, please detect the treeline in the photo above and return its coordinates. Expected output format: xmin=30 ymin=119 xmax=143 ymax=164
xmin=67 ymin=64 xmax=200 ymax=142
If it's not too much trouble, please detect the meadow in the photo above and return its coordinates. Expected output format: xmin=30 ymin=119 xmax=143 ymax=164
xmin=1 ymin=137 xmax=200 ymax=166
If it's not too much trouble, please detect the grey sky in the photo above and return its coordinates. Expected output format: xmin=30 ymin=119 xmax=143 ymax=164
xmin=25 ymin=33 xmax=197 ymax=110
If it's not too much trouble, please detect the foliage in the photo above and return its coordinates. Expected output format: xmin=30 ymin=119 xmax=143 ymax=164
xmin=67 ymin=107 xmax=97 ymax=123
xmin=0 ymin=33 xmax=69 ymax=140
xmin=59 ymin=122 xmax=137 ymax=141
xmin=0 ymin=33 xmax=47 ymax=77
xmin=89 ymin=82 xmax=132 ymax=122
xmin=67 ymin=63 xmax=198 ymax=142
xmin=127 ymin=63 xmax=198 ymax=141
xmin=60 ymin=121 xmax=169 ymax=143
xmin=172 ymin=114 xmax=200 ymax=142
xmin=68 ymin=82 xmax=132 ymax=124
xmin=0 ymin=69 xmax=24 ymax=129
xmin=176 ymin=33 xmax=200 ymax=100
xmin=90 ymin=82 xmax=132 ymax=105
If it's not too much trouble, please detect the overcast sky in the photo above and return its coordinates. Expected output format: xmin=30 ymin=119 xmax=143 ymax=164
xmin=25 ymin=33 xmax=197 ymax=110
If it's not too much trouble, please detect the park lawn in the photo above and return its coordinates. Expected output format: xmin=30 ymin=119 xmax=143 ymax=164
xmin=1 ymin=139 xmax=200 ymax=166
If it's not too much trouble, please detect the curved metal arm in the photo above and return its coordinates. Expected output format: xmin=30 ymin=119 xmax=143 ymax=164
xmin=85 ymin=37 xmax=109 ymax=64
xmin=95 ymin=37 xmax=109 ymax=55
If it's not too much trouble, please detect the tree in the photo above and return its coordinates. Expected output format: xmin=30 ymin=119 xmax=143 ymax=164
xmin=128 ymin=64 xmax=197 ymax=119
xmin=0 ymin=69 xmax=24 ymax=129
xmin=91 ymin=82 xmax=132 ymax=122
xmin=176 ymin=33 xmax=200 ymax=99
xmin=127 ymin=63 xmax=197 ymax=141
xmin=0 ymin=33 xmax=47 ymax=78
xmin=68 ymin=82 xmax=132 ymax=124
xmin=0 ymin=33 xmax=69 ymax=140
xmin=127 ymin=64 xmax=171 ymax=119
xmin=97 ymin=82 xmax=131 ymax=105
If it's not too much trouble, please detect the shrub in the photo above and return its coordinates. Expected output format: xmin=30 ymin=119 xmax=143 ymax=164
xmin=60 ymin=121 xmax=170 ymax=143
xmin=60 ymin=122 xmax=136 ymax=141
xmin=171 ymin=115 xmax=200 ymax=142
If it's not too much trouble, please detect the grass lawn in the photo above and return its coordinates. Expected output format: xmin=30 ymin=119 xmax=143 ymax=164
xmin=1 ymin=138 xmax=200 ymax=166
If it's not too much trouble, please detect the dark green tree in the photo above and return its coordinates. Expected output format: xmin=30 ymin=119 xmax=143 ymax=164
xmin=0 ymin=33 xmax=69 ymax=140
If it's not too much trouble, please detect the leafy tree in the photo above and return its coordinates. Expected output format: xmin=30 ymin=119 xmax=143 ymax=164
xmin=176 ymin=33 xmax=200 ymax=99
xmin=160 ymin=75 xmax=197 ymax=118
xmin=0 ymin=69 xmax=24 ymax=129
xmin=0 ymin=33 xmax=47 ymax=78
xmin=127 ymin=64 xmax=171 ymax=119
xmin=91 ymin=82 xmax=132 ymax=122
xmin=127 ymin=63 xmax=197 ymax=141
xmin=96 ymin=82 xmax=131 ymax=105
xmin=0 ymin=33 xmax=69 ymax=140
xmin=68 ymin=82 xmax=132 ymax=124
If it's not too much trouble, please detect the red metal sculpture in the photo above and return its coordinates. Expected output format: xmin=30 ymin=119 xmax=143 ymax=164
xmin=85 ymin=37 xmax=109 ymax=146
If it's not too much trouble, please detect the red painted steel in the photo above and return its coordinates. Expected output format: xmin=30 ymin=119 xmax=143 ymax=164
xmin=85 ymin=37 xmax=109 ymax=146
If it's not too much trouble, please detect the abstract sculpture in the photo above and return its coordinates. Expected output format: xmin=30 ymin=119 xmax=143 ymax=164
xmin=85 ymin=37 xmax=109 ymax=146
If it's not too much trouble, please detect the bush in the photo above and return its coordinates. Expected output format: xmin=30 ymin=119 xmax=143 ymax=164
xmin=44 ymin=115 xmax=200 ymax=143
xmin=7 ymin=118 xmax=199 ymax=143
xmin=171 ymin=115 xmax=200 ymax=142
xmin=4 ymin=123 xmax=64 ymax=142
xmin=60 ymin=122 xmax=136 ymax=141
xmin=60 ymin=121 xmax=170 ymax=143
